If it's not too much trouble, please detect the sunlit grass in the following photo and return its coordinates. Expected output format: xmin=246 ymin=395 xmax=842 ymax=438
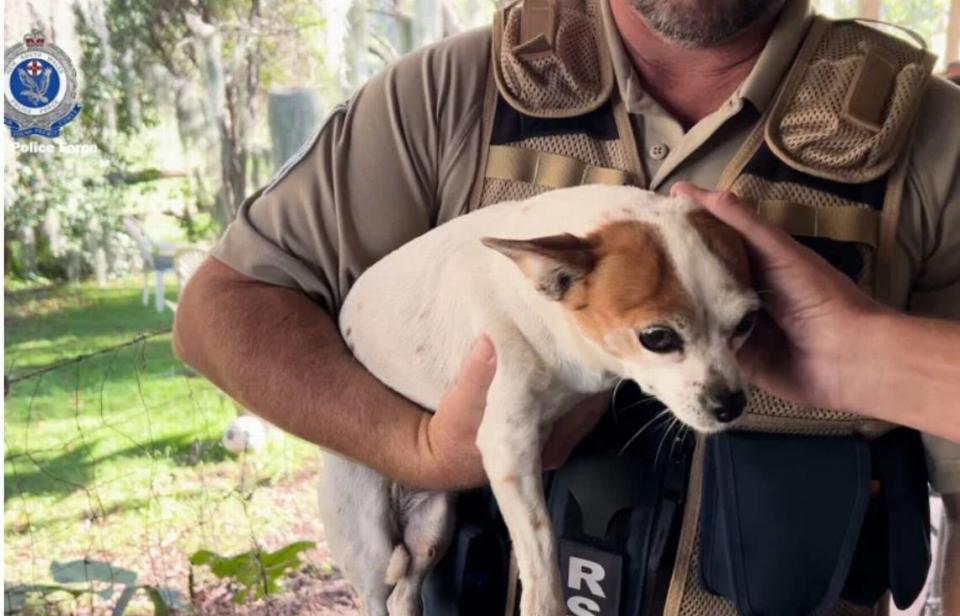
xmin=4 ymin=280 xmax=323 ymax=610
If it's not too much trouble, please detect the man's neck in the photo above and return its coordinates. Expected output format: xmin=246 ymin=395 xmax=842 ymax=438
xmin=610 ymin=0 xmax=778 ymax=128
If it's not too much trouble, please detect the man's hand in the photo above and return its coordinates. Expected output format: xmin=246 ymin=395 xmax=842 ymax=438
xmin=670 ymin=182 xmax=888 ymax=413
xmin=414 ymin=335 xmax=610 ymax=490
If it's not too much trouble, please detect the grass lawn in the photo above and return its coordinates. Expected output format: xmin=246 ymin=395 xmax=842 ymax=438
xmin=4 ymin=280 xmax=325 ymax=613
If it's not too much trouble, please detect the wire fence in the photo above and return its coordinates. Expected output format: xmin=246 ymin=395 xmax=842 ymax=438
xmin=3 ymin=285 xmax=952 ymax=615
xmin=3 ymin=289 xmax=357 ymax=615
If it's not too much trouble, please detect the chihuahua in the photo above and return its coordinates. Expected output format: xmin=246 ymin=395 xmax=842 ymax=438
xmin=319 ymin=185 xmax=759 ymax=616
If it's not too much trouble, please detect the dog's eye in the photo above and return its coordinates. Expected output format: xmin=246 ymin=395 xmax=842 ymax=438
xmin=639 ymin=326 xmax=683 ymax=354
xmin=733 ymin=310 xmax=759 ymax=338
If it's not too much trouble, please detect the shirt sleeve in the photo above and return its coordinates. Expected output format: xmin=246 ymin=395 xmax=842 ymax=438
xmin=211 ymin=29 xmax=490 ymax=313
xmin=902 ymin=77 xmax=960 ymax=495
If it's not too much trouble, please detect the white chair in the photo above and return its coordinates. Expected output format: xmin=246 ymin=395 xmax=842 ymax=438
xmin=122 ymin=217 xmax=187 ymax=312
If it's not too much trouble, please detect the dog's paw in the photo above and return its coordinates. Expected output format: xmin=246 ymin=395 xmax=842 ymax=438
xmin=519 ymin=583 xmax=565 ymax=616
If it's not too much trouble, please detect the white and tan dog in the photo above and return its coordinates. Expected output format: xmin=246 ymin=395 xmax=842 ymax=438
xmin=319 ymin=185 xmax=759 ymax=616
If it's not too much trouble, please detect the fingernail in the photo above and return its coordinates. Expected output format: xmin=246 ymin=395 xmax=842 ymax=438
xmin=473 ymin=336 xmax=495 ymax=364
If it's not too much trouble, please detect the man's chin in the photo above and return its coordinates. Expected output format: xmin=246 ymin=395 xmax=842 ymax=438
xmin=630 ymin=0 xmax=785 ymax=48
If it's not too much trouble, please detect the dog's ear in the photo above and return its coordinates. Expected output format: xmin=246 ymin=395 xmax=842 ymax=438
xmin=482 ymin=234 xmax=596 ymax=300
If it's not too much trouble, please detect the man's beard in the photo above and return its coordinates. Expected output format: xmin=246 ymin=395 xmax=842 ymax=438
xmin=630 ymin=0 xmax=785 ymax=47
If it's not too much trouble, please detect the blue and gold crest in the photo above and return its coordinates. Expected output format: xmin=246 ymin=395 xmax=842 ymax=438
xmin=4 ymin=33 xmax=81 ymax=139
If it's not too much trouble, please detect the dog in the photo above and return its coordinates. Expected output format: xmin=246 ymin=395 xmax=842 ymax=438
xmin=319 ymin=185 xmax=759 ymax=616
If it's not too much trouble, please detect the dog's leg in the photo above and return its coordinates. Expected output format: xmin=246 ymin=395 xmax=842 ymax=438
xmin=386 ymin=491 xmax=455 ymax=616
xmin=476 ymin=372 xmax=563 ymax=616
xmin=319 ymin=455 xmax=396 ymax=616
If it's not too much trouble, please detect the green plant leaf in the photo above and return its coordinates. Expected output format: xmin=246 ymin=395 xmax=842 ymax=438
xmin=4 ymin=584 xmax=86 ymax=611
xmin=259 ymin=541 xmax=315 ymax=571
xmin=190 ymin=540 xmax=315 ymax=605
xmin=142 ymin=586 xmax=172 ymax=616
xmin=51 ymin=559 xmax=138 ymax=586
xmin=111 ymin=585 xmax=139 ymax=616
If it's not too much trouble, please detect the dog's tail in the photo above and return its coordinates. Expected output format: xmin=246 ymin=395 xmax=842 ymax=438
xmin=384 ymin=544 xmax=410 ymax=585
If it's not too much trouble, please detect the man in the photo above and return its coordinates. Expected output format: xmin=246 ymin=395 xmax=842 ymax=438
xmin=173 ymin=0 xmax=960 ymax=612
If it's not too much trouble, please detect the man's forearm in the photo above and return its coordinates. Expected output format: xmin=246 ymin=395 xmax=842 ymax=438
xmin=846 ymin=312 xmax=960 ymax=442
xmin=173 ymin=257 xmax=433 ymax=485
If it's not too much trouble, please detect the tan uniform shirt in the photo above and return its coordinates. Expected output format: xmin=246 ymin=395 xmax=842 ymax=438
xmin=212 ymin=0 xmax=960 ymax=493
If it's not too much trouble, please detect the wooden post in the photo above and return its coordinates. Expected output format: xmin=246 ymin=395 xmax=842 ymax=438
xmin=857 ymin=0 xmax=881 ymax=20
xmin=947 ymin=0 xmax=960 ymax=65
xmin=267 ymin=89 xmax=320 ymax=169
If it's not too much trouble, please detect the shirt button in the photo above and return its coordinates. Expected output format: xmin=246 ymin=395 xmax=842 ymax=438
xmin=649 ymin=144 xmax=669 ymax=160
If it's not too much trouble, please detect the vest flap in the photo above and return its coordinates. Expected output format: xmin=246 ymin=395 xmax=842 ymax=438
xmin=764 ymin=17 xmax=935 ymax=184
xmin=492 ymin=0 xmax=614 ymax=119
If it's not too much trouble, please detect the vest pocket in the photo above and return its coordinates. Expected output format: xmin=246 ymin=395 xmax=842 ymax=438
xmin=698 ymin=432 xmax=872 ymax=616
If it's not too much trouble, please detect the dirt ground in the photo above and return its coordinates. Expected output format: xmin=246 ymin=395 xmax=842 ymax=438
xmin=191 ymin=568 xmax=359 ymax=615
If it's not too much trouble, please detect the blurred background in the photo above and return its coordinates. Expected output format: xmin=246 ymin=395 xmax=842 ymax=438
xmin=3 ymin=0 xmax=958 ymax=614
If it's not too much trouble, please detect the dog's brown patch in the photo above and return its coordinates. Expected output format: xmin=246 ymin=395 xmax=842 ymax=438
xmin=562 ymin=221 xmax=692 ymax=357
xmin=686 ymin=209 xmax=751 ymax=288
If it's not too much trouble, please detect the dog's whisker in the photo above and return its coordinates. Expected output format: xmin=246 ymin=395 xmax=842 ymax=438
xmin=617 ymin=409 xmax=671 ymax=456
xmin=668 ymin=424 xmax=691 ymax=462
xmin=653 ymin=417 xmax=680 ymax=464
xmin=614 ymin=397 xmax=661 ymax=414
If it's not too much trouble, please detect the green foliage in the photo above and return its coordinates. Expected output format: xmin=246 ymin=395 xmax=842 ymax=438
xmin=189 ymin=541 xmax=316 ymax=604
xmin=881 ymin=0 xmax=950 ymax=50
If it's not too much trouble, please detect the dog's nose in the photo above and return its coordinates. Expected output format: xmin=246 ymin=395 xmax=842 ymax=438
xmin=713 ymin=390 xmax=746 ymax=423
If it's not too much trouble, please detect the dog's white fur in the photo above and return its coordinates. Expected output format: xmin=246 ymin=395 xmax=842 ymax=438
xmin=319 ymin=185 xmax=758 ymax=616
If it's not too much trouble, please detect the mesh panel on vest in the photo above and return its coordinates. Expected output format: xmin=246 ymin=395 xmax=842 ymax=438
xmin=499 ymin=2 xmax=605 ymax=114
xmin=479 ymin=134 xmax=628 ymax=208
xmin=677 ymin=539 xmax=739 ymax=616
xmin=677 ymin=539 xmax=876 ymax=616
xmin=479 ymin=177 xmax=550 ymax=208
xmin=735 ymin=174 xmax=871 ymax=210
xmin=770 ymin=22 xmax=929 ymax=182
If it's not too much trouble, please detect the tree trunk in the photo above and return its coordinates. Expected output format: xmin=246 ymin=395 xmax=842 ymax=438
xmin=267 ymin=89 xmax=320 ymax=169
xmin=120 ymin=48 xmax=141 ymax=130
xmin=18 ymin=226 xmax=37 ymax=278
xmin=413 ymin=0 xmax=443 ymax=47
xmin=185 ymin=13 xmax=244 ymax=227
xmin=82 ymin=0 xmax=117 ymax=136
xmin=345 ymin=0 xmax=370 ymax=92
xmin=67 ymin=250 xmax=82 ymax=285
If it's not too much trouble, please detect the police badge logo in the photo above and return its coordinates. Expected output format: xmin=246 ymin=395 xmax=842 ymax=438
xmin=4 ymin=33 xmax=81 ymax=139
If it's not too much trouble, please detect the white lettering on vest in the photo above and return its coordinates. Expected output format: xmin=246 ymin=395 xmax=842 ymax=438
xmin=567 ymin=557 xmax=606 ymax=598
xmin=567 ymin=596 xmax=601 ymax=616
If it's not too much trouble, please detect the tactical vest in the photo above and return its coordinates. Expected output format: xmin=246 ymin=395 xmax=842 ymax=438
xmin=431 ymin=1 xmax=937 ymax=615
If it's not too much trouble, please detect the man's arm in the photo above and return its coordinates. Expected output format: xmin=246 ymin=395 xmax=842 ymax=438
xmin=173 ymin=258 xmax=609 ymax=491
xmin=173 ymin=30 xmax=609 ymax=492
xmin=173 ymin=257 xmax=496 ymax=490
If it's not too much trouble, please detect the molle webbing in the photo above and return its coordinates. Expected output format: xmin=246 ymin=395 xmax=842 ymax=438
xmin=485 ymin=145 xmax=631 ymax=189
xmin=478 ymin=98 xmax=634 ymax=208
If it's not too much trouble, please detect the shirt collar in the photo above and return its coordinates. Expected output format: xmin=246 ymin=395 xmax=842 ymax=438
xmin=601 ymin=0 xmax=814 ymax=114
